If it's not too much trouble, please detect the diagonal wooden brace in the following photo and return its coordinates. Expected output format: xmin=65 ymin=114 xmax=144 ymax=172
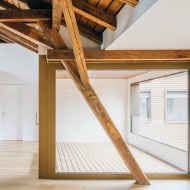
xmin=61 ymin=60 xmax=150 ymax=185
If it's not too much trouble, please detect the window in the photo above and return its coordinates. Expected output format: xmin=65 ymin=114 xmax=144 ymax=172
xmin=140 ymin=91 xmax=151 ymax=120
xmin=166 ymin=91 xmax=187 ymax=122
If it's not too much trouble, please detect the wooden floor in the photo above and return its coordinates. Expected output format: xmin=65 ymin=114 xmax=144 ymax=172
xmin=0 ymin=141 xmax=190 ymax=190
xmin=56 ymin=142 xmax=184 ymax=173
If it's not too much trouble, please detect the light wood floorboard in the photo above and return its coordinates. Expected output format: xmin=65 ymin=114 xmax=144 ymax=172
xmin=56 ymin=142 xmax=184 ymax=173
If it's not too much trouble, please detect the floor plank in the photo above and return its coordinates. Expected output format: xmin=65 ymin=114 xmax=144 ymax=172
xmin=56 ymin=142 xmax=185 ymax=173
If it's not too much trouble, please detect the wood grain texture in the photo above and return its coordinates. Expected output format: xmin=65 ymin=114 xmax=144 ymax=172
xmin=61 ymin=60 xmax=150 ymax=185
xmin=47 ymin=49 xmax=190 ymax=62
xmin=0 ymin=28 xmax=38 ymax=53
xmin=0 ymin=9 xmax=52 ymax=22
xmin=1 ymin=22 xmax=53 ymax=48
xmin=52 ymin=0 xmax=62 ymax=31
xmin=56 ymin=142 xmax=184 ymax=173
xmin=38 ymin=21 xmax=67 ymax=49
xmin=62 ymin=0 xmax=89 ymax=87
xmin=72 ymin=0 xmax=116 ymax=30
xmin=117 ymin=0 xmax=139 ymax=7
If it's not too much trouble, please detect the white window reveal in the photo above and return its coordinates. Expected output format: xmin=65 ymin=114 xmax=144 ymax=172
xmin=166 ymin=91 xmax=187 ymax=122
xmin=140 ymin=91 xmax=151 ymax=120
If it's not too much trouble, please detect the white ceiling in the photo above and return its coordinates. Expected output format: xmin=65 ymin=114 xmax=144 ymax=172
xmin=56 ymin=70 xmax=147 ymax=79
xmin=103 ymin=0 xmax=190 ymax=50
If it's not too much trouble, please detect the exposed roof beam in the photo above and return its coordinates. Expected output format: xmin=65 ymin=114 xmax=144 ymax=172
xmin=72 ymin=0 xmax=116 ymax=31
xmin=16 ymin=0 xmax=52 ymax=9
xmin=0 ymin=9 xmax=52 ymax=22
xmin=0 ymin=35 xmax=13 ymax=43
xmin=0 ymin=31 xmax=38 ymax=53
xmin=38 ymin=21 xmax=67 ymax=49
xmin=62 ymin=0 xmax=89 ymax=87
xmin=0 ymin=27 xmax=38 ymax=49
xmin=47 ymin=49 xmax=190 ymax=63
xmin=5 ymin=0 xmax=30 ymax=9
xmin=52 ymin=0 xmax=62 ymax=31
xmin=1 ymin=22 xmax=53 ymax=48
xmin=117 ymin=0 xmax=139 ymax=7
xmin=0 ymin=9 xmax=102 ymax=44
xmin=0 ymin=1 xmax=19 ymax=10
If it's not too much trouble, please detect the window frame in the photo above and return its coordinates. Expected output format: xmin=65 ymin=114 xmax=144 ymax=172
xmin=140 ymin=90 xmax=152 ymax=123
xmin=165 ymin=90 xmax=188 ymax=124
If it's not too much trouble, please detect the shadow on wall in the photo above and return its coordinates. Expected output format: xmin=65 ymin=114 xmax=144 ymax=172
xmin=0 ymin=70 xmax=23 ymax=85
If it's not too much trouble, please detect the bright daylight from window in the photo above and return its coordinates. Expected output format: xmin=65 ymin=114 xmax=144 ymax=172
xmin=131 ymin=71 xmax=188 ymax=152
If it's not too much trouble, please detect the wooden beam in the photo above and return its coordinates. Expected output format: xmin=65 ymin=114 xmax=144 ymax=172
xmin=52 ymin=0 xmax=62 ymax=31
xmin=0 ymin=27 xmax=38 ymax=49
xmin=0 ymin=35 xmax=13 ymax=43
xmin=117 ymin=0 xmax=139 ymax=7
xmin=5 ymin=0 xmax=30 ymax=9
xmin=38 ymin=21 xmax=67 ymax=49
xmin=1 ymin=22 xmax=53 ymax=48
xmin=13 ymin=0 xmax=52 ymax=9
xmin=72 ymin=0 xmax=116 ymax=31
xmin=0 ymin=1 xmax=19 ymax=11
xmin=62 ymin=0 xmax=89 ymax=87
xmin=61 ymin=60 xmax=150 ymax=185
xmin=0 ymin=10 xmax=102 ymax=44
xmin=47 ymin=49 xmax=190 ymax=62
xmin=0 ymin=31 xmax=38 ymax=53
xmin=0 ymin=9 xmax=52 ymax=22
xmin=61 ymin=20 xmax=102 ymax=44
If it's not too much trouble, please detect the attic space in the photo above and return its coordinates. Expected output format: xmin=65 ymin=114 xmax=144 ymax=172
xmin=0 ymin=0 xmax=190 ymax=189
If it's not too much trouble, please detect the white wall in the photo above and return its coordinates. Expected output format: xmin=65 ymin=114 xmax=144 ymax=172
xmin=0 ymin=44 xmax=38 ymax=141
xmin=103 ymin=0 xmax=157 ymax=49
xmin=127 ymin=71 xmax=188 ymax=171
xmin=56 ymin=79 xmax=128 ymax=142
xmin=104 ymin=0 xmax=190 ymax=50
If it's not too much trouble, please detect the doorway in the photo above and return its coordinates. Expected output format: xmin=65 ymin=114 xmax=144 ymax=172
xmin=0 ymin=85 xmax=23 ymax=140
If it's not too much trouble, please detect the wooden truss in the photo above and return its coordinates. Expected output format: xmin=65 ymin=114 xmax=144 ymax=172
xmin=1 ymin=0 xmax=189 ymax=185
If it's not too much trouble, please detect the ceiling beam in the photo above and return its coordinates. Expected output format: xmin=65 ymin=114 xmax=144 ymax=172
xmin=16 ymin=0 xmax=52 ymax=9
xmin=0 ymin=31 xmax=38 ymax=53
xmin=0 ymin=35 xmax=13 ymax=43
xmin=0 ymin=9 xmax=52 ymax=22
xmin=52 ymin=0 xmax=62 ymax=31
xmin=117 ymin=0 xmax=139 ymax=7
xmin=47 ymin=49 xmax=190 ymax=63
xmin=0 ymin=27 xmax=38 ymax=49
xmin=72 ymin=0 xmax=116 ymax=31
xmin=38 ymin=20 xmax=67 ymax=49
xmin=1 ymin=22 xmax=53 ymax=48
xmin=0 ymin=9 xmax=102 ymax=44
xmin=0 ymin=1 xmax=19 ymax=10
xmin=62 ymin=0 xmax=89 ymax=87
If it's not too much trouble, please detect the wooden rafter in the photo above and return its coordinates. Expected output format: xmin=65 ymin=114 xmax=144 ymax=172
xmin=1 ymin=22 xmax=53 ymax=48
xmin=52 ymin=0 xmax=62 ymax=31
xmin=0 ymin=1 xmax=19 ymax=10
xmin=47 ymin=49 xmax=190 ymax=63
xmin=13 ymin=0 xmax=52 ymax=9
xmin=72 ymin=0 xmax=116 ymax=31
xmin=117 ymin=0 xmax=139 ymax=7
xmin=62 ymin=0 xmax=89 ymax=87
xmin=0 ymin=30 xmax=38 ymax=53
xmin=61 ymin=20 xmax=102 ymax=44
xmin=0 ymin=35 xmax=13 ymax=43
xmin=0 ymin=9 xmax=52 ymax=22
xmin=38 ymin=21 xmax=67 ymax=49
